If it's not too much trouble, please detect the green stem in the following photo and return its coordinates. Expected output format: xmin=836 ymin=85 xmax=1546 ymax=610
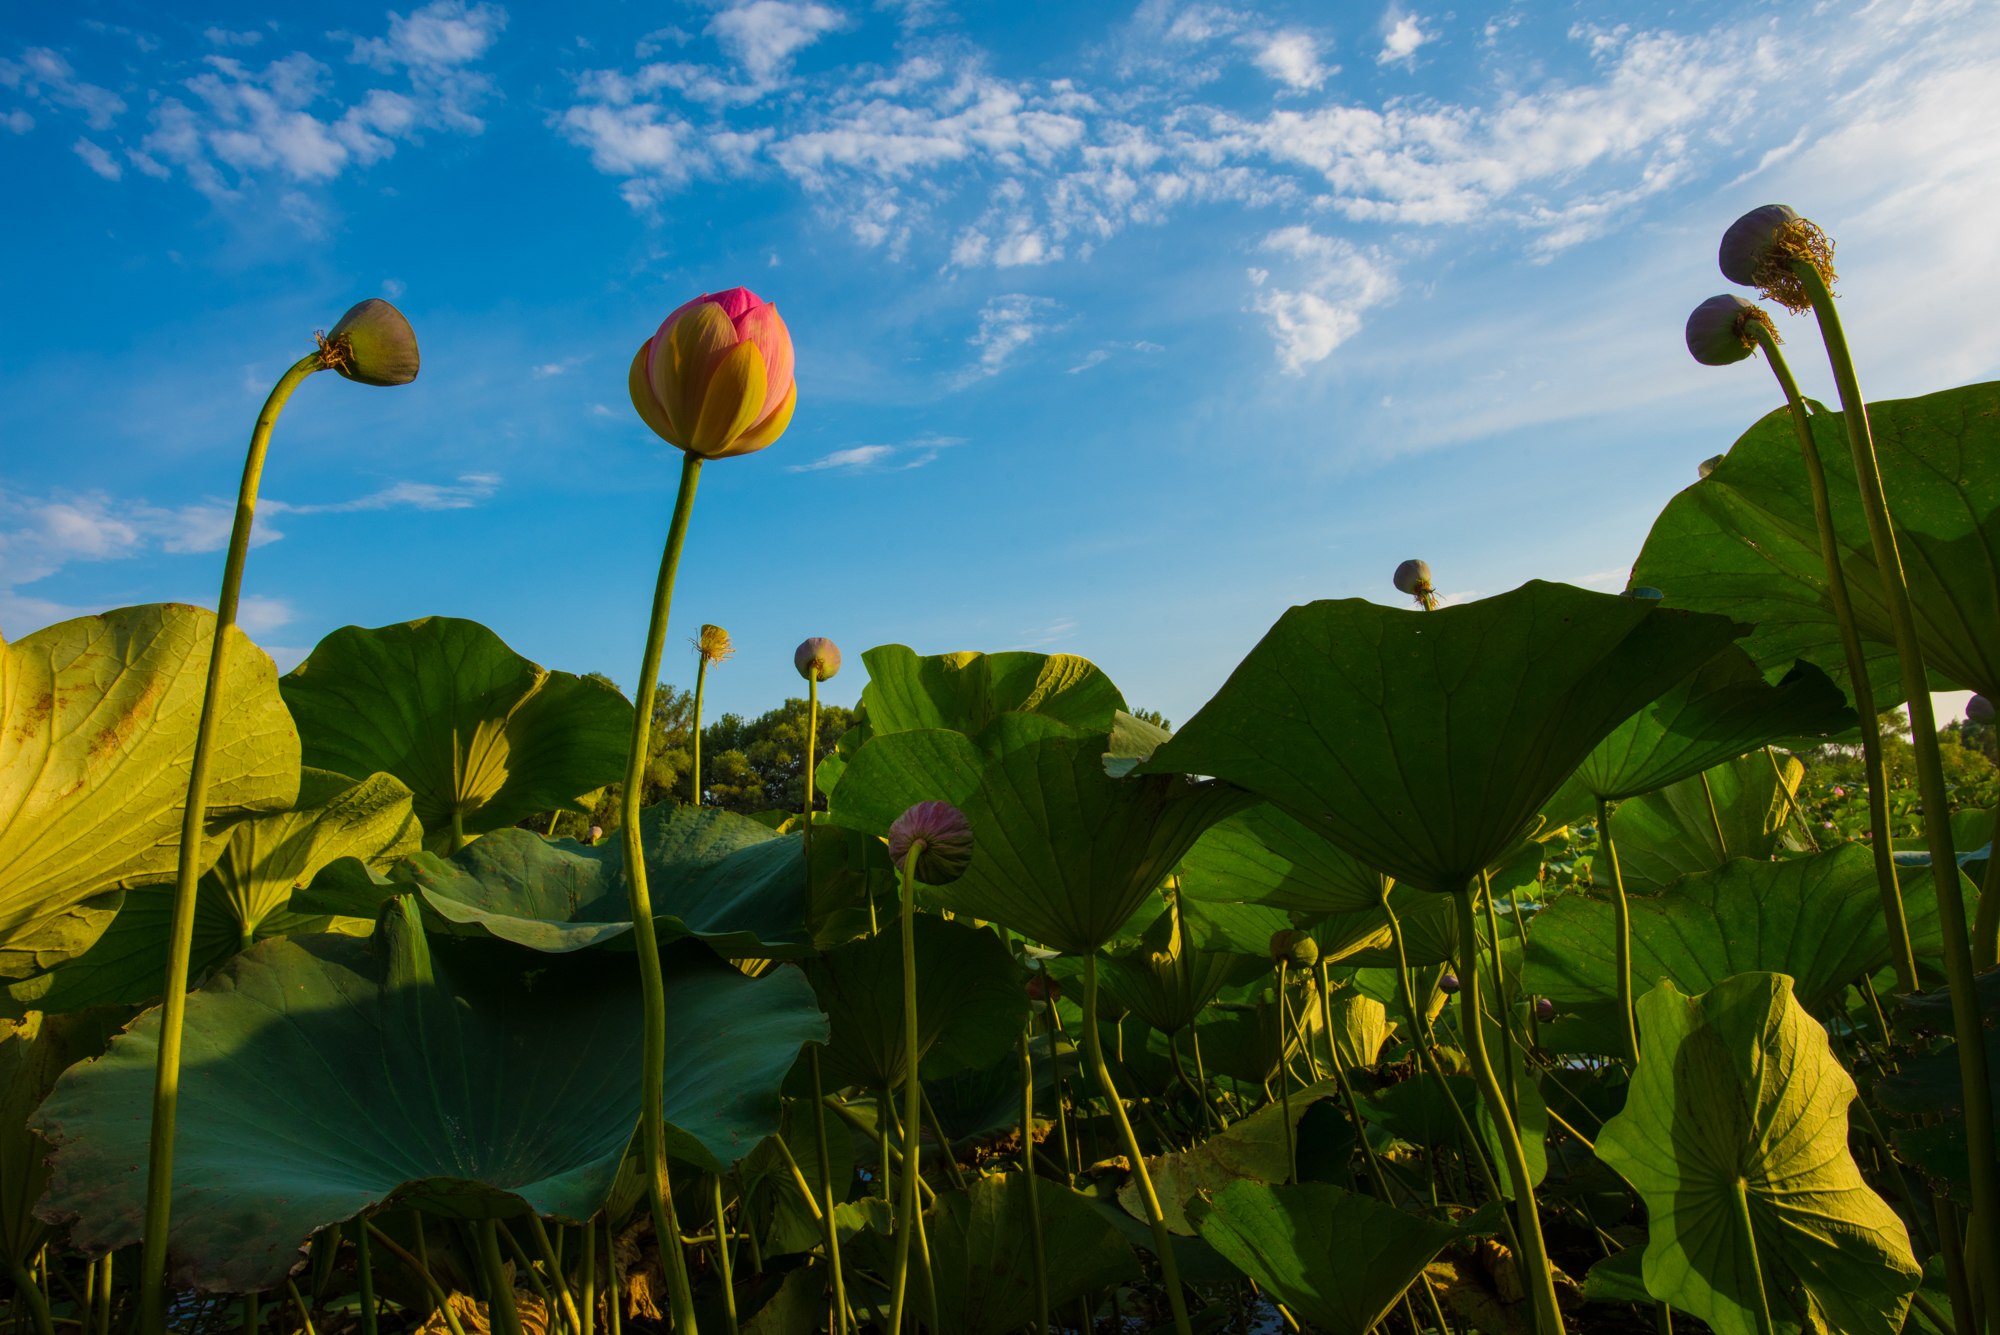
xmin=1275 ymin=962 xmax=1295 ymax=1184
xmin=887 ymin=847 xmax=923 ymax=1335
xmin=804 ymin=676 xmax=819 ymax=897
xmin=1315 ymin=961 xmax=1393 ymax=1205
xmin=8 ymin=1263 xmax=53 ymax=1335
xmin=579 ymin=1216 xmax=595 ymax=1335
xmin=283 ymin=1281 xmax=318 ymax=1335
xmin=473 ymin=1222 xmax=523 ymax=1335
xmin=1479 ymin=873 xmax=1521 ymax=1114
xmin=241 ymin=1291 xmax=258 ymax=1335
xmin=1979 ymin=801 xmax=2000 ymax=971
xmin=1595 ymin=797 xmax=1643 ymax=1069
xmin=618 ymin=451 xmax=704 ymax=1335
xmin=920 ymin=1087 xmax=969 ymax=1192
xmin=692 ymin=657 xmax=707 ymax=808
xmin=709 ymin=1177 xmax=738 ymax=1335
xmin=1748 ymin=319 xmax=1916 ymax=989
xmin=496 ymin=1222 xmax=553 ymax=1320
xmin=1765 ymin=747 xmax=1821 ymax=852
xmin=1937 ymin=1198 xmax=1977 ymax=1335
xmin=604 ymin=1217 xmax=622 ymax=1335
xmin=1084 ymin=954 xmax=1193 ymax=1335
xmin=1020 ymin=1026 xmax=1050 ymax=1335
xmin=1040 ymin=962 xmax=1075 ymax=1184
xmin=138 ymin=350 xmax=323 ymax=1335
xmin=808 ymin=1049 xmax=849 ymax=1335
xmin=1731 ymin=1178 xmax=1775 ymax=1335
xmin=1455 ymin=887 xmax=1564 ymax=1334
xmin=1794 ymin=260 xmax=2000 ymax=1305
xmin=92 ymin=1248 xmax=112 ymax=1335
xmin=1698 ymin=770 xmax=1730 ymax=861
xmin=526 ymin=1215 xmax=582 ymax=1335
xmin=351 ymin=1221 xmax=377 ymax=1335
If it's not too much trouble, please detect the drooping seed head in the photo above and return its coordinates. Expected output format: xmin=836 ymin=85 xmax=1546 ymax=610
xmin=1534 ymin=997 xmax=1555 ymax=1022
xmin=1268 ymin=929 xmax=1319 ymax=968
xmin=794 ymin=637 xmax=841 ymax=682
xmin=1718 ymin=205 xmax=1837 ymax=314
xmin=1685 ymin=294 xmax=1778 ymax=368
xmin=1698 ymin=454 xmax=1726 ymax=479
xmin=319 ymin=299 xmax=420 ymax=386
xmin=1971 ymin=695 xmax=1995 ymax=723
xmin=693 ymin=624 xmax=736 ymax=666
xmin=1393 ymin=559 xmax=1438 ymax=610
xmin=887 ymin=800 xmax=974 ymax=885
xmin=1439 ymin=972 xmax=1461 ymax=995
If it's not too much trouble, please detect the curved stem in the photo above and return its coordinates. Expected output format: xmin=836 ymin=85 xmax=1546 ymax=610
xmin=526 ymin=1215 xmax=581 ymax=1335
xmin=1084 ymin=953 xmax=1193 ymax=1335
xmin=1595 ymin=796 xmax=1642 ymax=1069
xmin=709 ymin=1176 xmax=738 ymax=1335
xmin=284 ymin=1280 xmax=319 ymax=1335
xmin=1275 ymin=961 xmax=1295 ymax=1184
xmin=619 ymin=450 xmax=704 ymax=1335
xmin=808 ymin=1049 xmax=849 ymax=1335
xmin=1697 ymin=771 xmax=1729 ymax=861
xmin=1315 ymin=960 xmax=1393 ymax=1204
xmin=1794 ymin=260 xmax=2000 ymax=1306
xmin=473 ymin=1222 xmax=523 ymax=1335
xmin=1020 ymin=1025 xmax=1050 ymax=1335
xmin=692 ymin=657 xmax=708 ymax=807
xmin=888 ymin=846 xmax=923 ymax=1334
xmin=1749 ymin=320 xmax=1916 ymax=989
xmin=10 ymin=1261 xmax=54 ymax=1335
xmin=1731 ymin=1178 xmax=1775 ymax=1335
xmin=138 ymin=350 xmax=322 ymax=1335
xmin=1456 ymin=887 xmax=1564 ymax=1334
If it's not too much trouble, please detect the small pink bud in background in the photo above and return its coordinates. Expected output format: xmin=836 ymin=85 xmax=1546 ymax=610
xmin=888 ymin=800 xmax=974 ymax=885
xmin=795 ymin=637 xmax=842 ymax=683
xmin=1534 ymin=997 xmax=1555 ymax=1022
xmin=629 ymin=287 xmax=797 ymax=459
xmin=1832 ymin=787 xmax=1845 ymax=798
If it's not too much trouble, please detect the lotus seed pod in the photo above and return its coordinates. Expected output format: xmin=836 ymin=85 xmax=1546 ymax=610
xmin=1684 ymin=294 xmax=1768 ymax=367
xmin=1026 ymin=974 xmax=1061 ymax=1004
xmin=321 ymin=298 xmax=419 ymax=386
xmin=1698 ymin=454 xmax=1726 ymax=479
xmin=1439 ymin=972 xmax=1460 ymax=995
xmin=1534 ymin=997 xmax=1555 ymax=1022
xmin=887 ymin=800 xmax=973 ymax=885
xmin=794 ymin=636 xmax=841 ymax=682
xmin=1393 ymin=559 xmax=1431 ymax=595
xmin=694 ymin=624 xmax=736 ymax=665
xmin=1718 ymin=204 xmax=1836 ymax=314
xmin=1719 ymin=205 xmax=1802 ymax=285
xmin=1971 ymin=695 xmax=1995 ymax=723
xmin=1268 ymin=929 xmax=1319 ymax=968
xmin=1624 ymin=587 xmax=1665 ymax=601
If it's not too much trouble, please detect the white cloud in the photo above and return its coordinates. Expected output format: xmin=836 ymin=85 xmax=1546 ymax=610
xmin=785 ymin=436 xmax=963 ymax=472
xmin=1068 ymin=349 xmax=1109 ymax=373
xmin=3 ymin=109 xmax=30 ymax=134
xmin=1249 ymin=226 xmax=1398 ymax=371
xmin=269 ymin=474 xmax=502 ymax=514
xmin=788 ymin=445 xmax=896 ymax=472
xmin=1377 ymin=10 xmax=1431 ymax=65
xmin=952 ymin=295 xmax=1055 ymax=387
xmin=72 ymin=137 xmax=121 ymax=180
xmin=0 ymin=48 xmax=126 ymax=129
xmin=1250 ymin=30 xmax=1330 ymax=90
xmin=706 ymin=1 xmax=848 ymax=85
xmin=234 ymin=594 xmax=296 ymax=635
xmin=205 ymin=28 xmax=264 ymax=48
xmin=381 ymin=277 xmax=407 ymax=298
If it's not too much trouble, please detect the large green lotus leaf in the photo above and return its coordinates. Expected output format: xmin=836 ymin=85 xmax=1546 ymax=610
xmin=1362 ymin=1072 xmax=1478 ymax=1149
xmin=1874 ymin=969 xmax=2000 ymax=1202
xmin=1574 ymin=646 xmax=1854 ymax=801
xmin=1 ymin=1008 xmax=127 ymax=1266
xmin=30 ymin=900 xmax=825 ymax=1292
xmin=928 ymin=1173 xmax=1142 ymax=1335
xmin=1339 ymin=889 xmax=1460 ymax=968
xmin=1097 ymin=898 xmax=1237 ymax=1036
xmin=740 ymin=1102 xmax=857 ymax=1258
xmin=279 ymin=617 xmax=631 ymax=846
xmin=1596 ymin=973 xmax=1921 ymax=1335
xmin=858 ymin=644 xmax=1127 ymax=736
xmin=391 ymin=804 xmax=813 ymax=958
xmin=1523 ymin=844 xmax=1933 ymax=1016
xmin=1603 ymin=751 xmax=1803 ymax=893
xmin=1138 ymin=583 xmax=1747 ymax=894
xmin=806 ymin=913 xmax=1026 ymax=1091
xmin=1631 ymin=382 xmax=2000 ymax=700
xmin=1191 ymin=1181 xmax=1494 ymax=1335
xmin=1179 ymin=803 xmax=1384 ymax=914
xmin=0 ymin=605 xmax=301 ymax=978
xmin=1186 ymin=998 xmax=1300 ymax=1089
xmin=1117 ymin=1080 xmax=1341 ymax=1234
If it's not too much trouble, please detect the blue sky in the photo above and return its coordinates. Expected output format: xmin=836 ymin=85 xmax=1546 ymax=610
xmin=3 ymin=0 xmax=1997 ymax=727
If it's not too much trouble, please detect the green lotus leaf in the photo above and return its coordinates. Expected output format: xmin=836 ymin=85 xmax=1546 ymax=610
xmin=1874 ymin=970 xmax=2000 ymax=1202
xmin=806 ymin=913 xmax=1026 ymax=1091
xmin=1631 ymin=382 xmax=2000 ymax=700
xmin=1362 ymin=1072 xmax=1477 ymax=1149
xmin=394 ymin=804 xmax=814 ymax=958
xmin=858 ymin=644 xmax=1126 ymax=736
xmin=1584 ymin=1246 xmax=1651 ymax=1305
xmin=1322 ymin=991 xmax=1392 ymax=1070
xmin=740 ymin=1104 xmax=855 ymax=1258
xmin=1097 ymin=898 xmax=1237 ymax=1035
xmin=1179 ymin=998 xmax=1301 ymax=1092
xmin=279 ymin=617 xmax=630 ymax=848
xmin=30 ymin=900 xmax=825 ymax=1292
xmin=926 ymin=1174 xmax=1143 ymax=1335
xmin=1601 ymin=751 xmax=1805 ymax=893
xmin=1339 ymin=890 xmax=1460 ymax=969
xmin=830 ymin=715 xmax=1257 ymax=954
xmin=1522 ymin=844 xmax=1944 ymax=1017
xmin=0 ymin=605 xmax=300 ymax=978
xmin=1573 ymin=646 xmax=1854 ymax=801
xmin=1117 ymin=1080 xmax=1341 ymax=1234
xmin=1 ymin=1008 xmax=127 ymax=1268
xmin=1595 ymin=973 xmax=1921 ymax=1335
xmin=1190 ymin=1180 xmax=1498 ymax=1335
xmin=1138 ymin=583 xmax=1747 ymax=894
xmin=1179 ymin=803 xmax=1385 ymax=915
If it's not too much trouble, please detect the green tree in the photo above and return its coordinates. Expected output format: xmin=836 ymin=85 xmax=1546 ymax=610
xmin=545 ymin=675 xmax=697 ymax=839
xmin=701 ymin=697 xmax=854 ymax=815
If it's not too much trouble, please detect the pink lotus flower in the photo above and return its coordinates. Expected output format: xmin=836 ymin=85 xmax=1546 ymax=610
xmin=629 ymin=287 xmax=796 ymax=459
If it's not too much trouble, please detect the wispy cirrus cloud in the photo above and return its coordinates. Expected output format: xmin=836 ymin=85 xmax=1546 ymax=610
xmin=786 ymin=436 xmax=965 ymax=472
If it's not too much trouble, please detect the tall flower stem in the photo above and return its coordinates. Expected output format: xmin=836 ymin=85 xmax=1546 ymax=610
xmin=619 ymin=451 xmax=705 ymax=1335
xmin=691 ymin=655 xmax=709 ymax=807
xmin=887 ymin=847 xmax=924 ymax=1334
xmin=1083 ymin=953 xmax=1194 ymax=1335
xmin=804 ymin=676 xmax=820 ymax=888
xmin=1456 ymin=886 xmax=1564 ymax=1334
xmin=808 ymin=1049 xmax=849 ymax=1335
xmin=1792 ymin=259 xmax=2000 ymax=1306
xmin=1744 ymin=320 xmax=1918 ymax=990
xmin=138 ymin=350 xmax=324 ymax=1335
xmin=1594 ymin=797 xmax=1642 ymax=1068
xmin=1019 ymin=1024 xmax=1050 ymax=1335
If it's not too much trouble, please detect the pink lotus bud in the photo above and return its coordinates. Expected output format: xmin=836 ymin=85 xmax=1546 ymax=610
xmin=1439 ymin=972 xmax=1460 ymax=995
xmin=887 ymin=800 xmax=974 ymax=885
xmin=629 ymin=287 xmax=797 ymax=459
xmin=1534 ymin=997 xmax=1555 ymax=1022
xmin=795 ymin=637 xmax=841 ymax=683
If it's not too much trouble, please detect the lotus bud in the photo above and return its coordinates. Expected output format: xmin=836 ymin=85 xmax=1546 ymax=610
xmin=1623 ymin=587 xmax=1665 ymax=601
xmin=887 ymin=800 xmax=973 ymax=885
xmin=629 ymin=286 xmax=797 ymax=458
xmin=1027 ymin=974 xmax=1062 ymax=1004
xmin=693 ymin=624 xmax=736 ymax=666
xmin=317 ymin=298 xmax=419 ymax=386
xmin=588 ymin=825 xmax=603 ymax=843
xmin=795 ymin=637 xmax=841 ymax=682
xmin=1971 ymin=696 xmax=1995 ymax=723
xmin=1393 ymin=559 xmax=1439 ymax=611
xmin=1685 ymin=294 xmax=1779 ymax=368
xmin=1534 ymin=997 xmax=1555 ymax=1022
xmin=1268 ymin=929 xmax=1319 ymax=968
xmin=1718 ymin=204 xmax=1837 ymax=314
xmin=1698 ymin=454 xmax=1726 ymax=479
xmin=1439 ymin=972 xmax=1460 ymax=995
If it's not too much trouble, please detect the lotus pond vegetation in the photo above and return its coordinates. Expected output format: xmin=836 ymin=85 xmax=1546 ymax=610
xmin=7 ymin=206 xmax=2000 ymax=1335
